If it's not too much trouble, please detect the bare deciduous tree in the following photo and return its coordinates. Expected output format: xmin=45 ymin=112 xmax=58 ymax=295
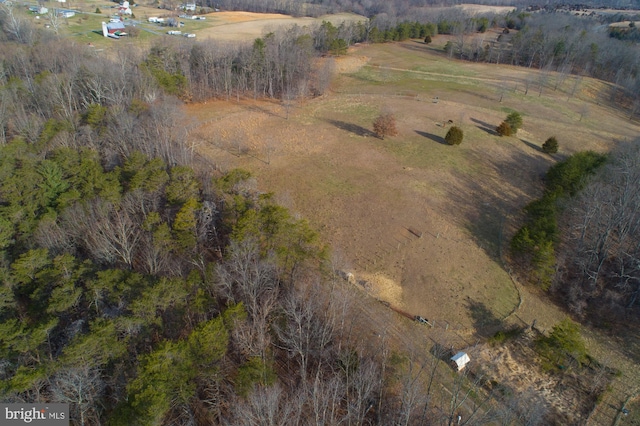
xmin=51 ymin=366 xmax=105 ymax=426
xmin=274 ymin=279 xmax=336 ymax=381
xmin=373 ymin=112 xmax=398 ymax=140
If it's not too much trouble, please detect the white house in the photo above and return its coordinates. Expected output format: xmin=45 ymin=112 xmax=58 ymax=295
xmin=118 ymin=1 xmax=132 ymax=15
xmin=183 ymin=3 xmax=196 ymax=11
xmin=102 ymin=21 xmax=127 ymax=38
xmin=450 ymin=352 xmax=470 ymax=371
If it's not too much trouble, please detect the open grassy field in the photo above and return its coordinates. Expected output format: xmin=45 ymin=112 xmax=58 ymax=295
xmin=186 ymin=37 xmax=640 ymax=422
xmin=191 ymin=39 xmax=639 ymax=332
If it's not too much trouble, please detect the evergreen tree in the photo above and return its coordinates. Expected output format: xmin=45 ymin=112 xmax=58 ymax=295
xmin=445 ymin=126 xmax=464 ymax=145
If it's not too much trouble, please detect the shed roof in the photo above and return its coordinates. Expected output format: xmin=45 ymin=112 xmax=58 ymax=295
xmin=106 ymin=21 xmax=126 ymax=31
xmin=450 ymin=352 xmax=470 ymax=369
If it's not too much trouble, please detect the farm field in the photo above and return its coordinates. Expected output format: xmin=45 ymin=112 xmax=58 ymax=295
xmin=187 ymin=38 xmax=640 ymax=422
xmin=37 ymin=3 xmax=366 ymax=46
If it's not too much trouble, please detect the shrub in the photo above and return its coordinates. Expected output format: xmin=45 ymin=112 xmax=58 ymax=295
xmin=127 ymin=26 xmax=141 ymax=37
xmin=536 ymin=319 xmax=588 ymax=371
xmin=443 ymin=41 xmax=453 ymax=54
xmin=424 ymin=35 xmax=432 ymax=44
xmin=542 ymin=136 xmax=559 ymax=154
xmin=373 ymin=113 xmax=398 ymax=139
xmin=496 ymin=121 xmax=512 ymax=136
xmin=505 ymin=112 xmax=523 ymax=133
xmin=95 ymin=7 xmax=101 ymax=13
xmin=489 ymin=327 xmax=524 ymax=346
xmin=445 ymin=126 xmax=464 ymax=145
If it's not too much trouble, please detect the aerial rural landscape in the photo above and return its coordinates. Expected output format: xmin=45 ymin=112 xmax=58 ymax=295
xmin=0 ymin=0 xmax=639 ymax=424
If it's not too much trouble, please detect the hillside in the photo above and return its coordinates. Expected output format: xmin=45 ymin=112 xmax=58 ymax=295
xmin=188 ymin=39 xmax=640 ymax=424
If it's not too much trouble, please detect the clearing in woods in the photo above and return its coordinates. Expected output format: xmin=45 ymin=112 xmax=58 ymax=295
xmin=188 ymin=36 xmax=640 ymax=421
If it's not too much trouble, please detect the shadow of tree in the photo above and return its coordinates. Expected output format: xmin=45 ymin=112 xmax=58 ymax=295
xmin=466 ymin=298 xmax=503 ymax=338
xmin=520 ymin=138 xmax=544 ymax=153
xmin=415 ymin=130 xmax=448 ymax=145
xmin=245 ymin=103 xmax=283 ymax=119
xmin=470 ymin=117 xmax=498 ymax=136
xmin=325 ymin=119 xmax=377 ymax=138
xmin=443 ymin=149 xmax=553 ymax=262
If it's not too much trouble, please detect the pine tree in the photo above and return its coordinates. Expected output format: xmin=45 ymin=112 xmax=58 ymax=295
xmin=543 ymin=137 xmax=559 ymax=154
xmin=445 ymin=126 xmax=464 ymax=145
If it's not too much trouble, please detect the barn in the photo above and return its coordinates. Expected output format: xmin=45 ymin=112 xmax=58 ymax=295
xmin=101 ymin=21 xmax=127 ymax=39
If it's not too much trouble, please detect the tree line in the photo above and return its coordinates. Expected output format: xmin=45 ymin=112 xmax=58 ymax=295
xmin=557 ymin=140 xmax=640 ymax=322
xmin=206 ymin=0 xmax=640 ymax=19
xmin=510 ymin=139 xmax=640 ymax=328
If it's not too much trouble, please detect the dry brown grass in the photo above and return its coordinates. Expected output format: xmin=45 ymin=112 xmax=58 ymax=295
xmin=187 ymin=40 xmax=640 ymax=420
xmin=188 ymin=41 xmax=640 ymax=333
xmin=193 ymin=11 xmax=366 ymax=42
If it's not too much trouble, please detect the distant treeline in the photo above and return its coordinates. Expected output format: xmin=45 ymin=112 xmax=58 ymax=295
xmin=207 ymin=0 xmax=640 ymax=18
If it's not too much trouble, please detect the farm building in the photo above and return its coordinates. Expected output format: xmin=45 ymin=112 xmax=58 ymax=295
xmin=118 ymin=1 xmax=132 ymax=15
xmin=58 ymin=9 xmax=75 ymax=17
xmin=101 ymin=21 xmax=127 ymax=38
xmin=29 ymin=6 xmax=48 ymax=14
xmin=450 ymin=352 xmax=470 ymax=371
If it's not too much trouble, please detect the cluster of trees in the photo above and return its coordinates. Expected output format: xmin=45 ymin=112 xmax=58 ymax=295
xmin=609 ymin=24 xmax=640 ymax=42
xmin=496 ymin=112 xmax=523 ymax=137
xmin=7 ymin=1 xmax=640 ymax=113
xmin=535 ymin=319 xmax=588 ymax=372
xmin=556 ymin=140 xmax=640 ymax=321
xmin=439 ymin=12 xmax=640 ymax=114
xmin=511 ymin=139 xmax=640 ymax=324
xmin=510 ymin=151 xmax=608 ymax=288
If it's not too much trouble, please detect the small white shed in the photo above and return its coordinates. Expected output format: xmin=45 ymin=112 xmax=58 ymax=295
xmin=450 ymin=352 xmax=470 ymax=371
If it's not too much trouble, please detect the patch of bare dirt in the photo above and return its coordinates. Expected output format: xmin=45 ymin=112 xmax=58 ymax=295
xmin=474 ymin=331 xmax=605 ymax=425
xmin=333 ymin=54 xmax=369 ymax=74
